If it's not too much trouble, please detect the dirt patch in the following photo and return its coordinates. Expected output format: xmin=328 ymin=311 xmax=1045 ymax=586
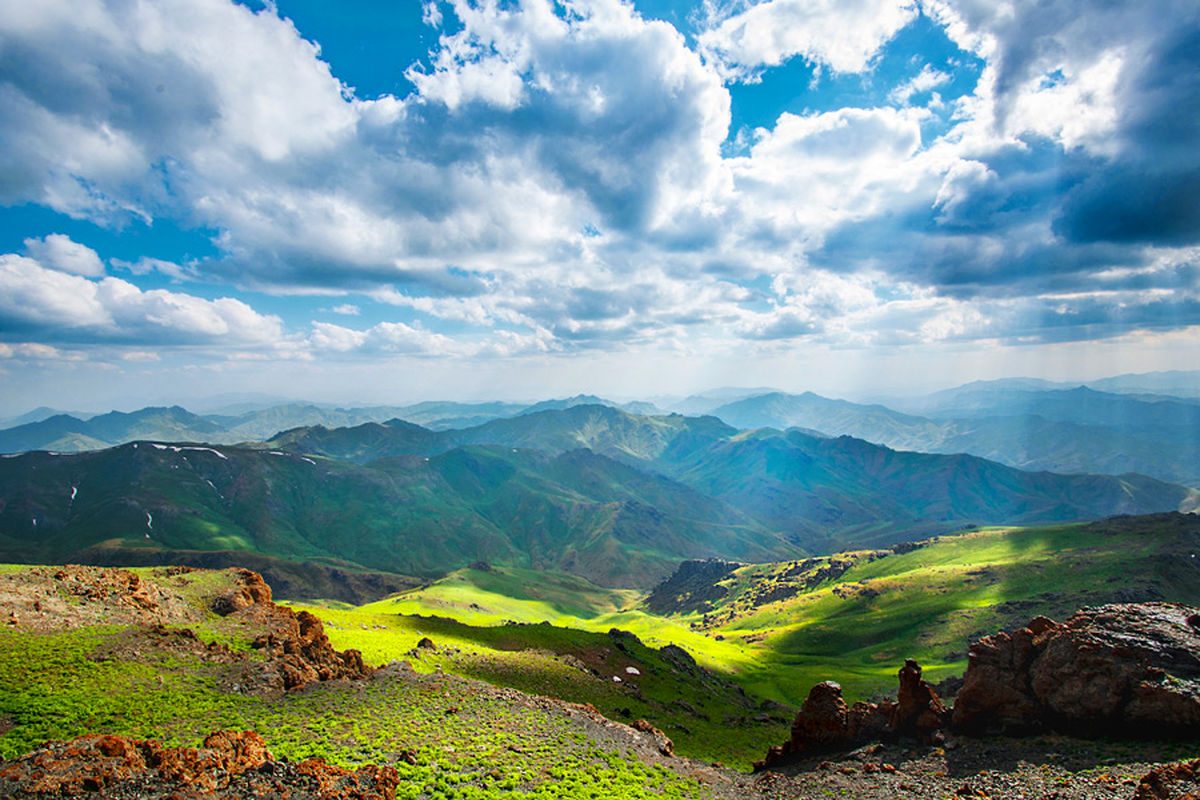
xmin=754 ymin=735 xmax=1200 ymax=800
xmin=0 ymin=565 xmax=207 ymax=632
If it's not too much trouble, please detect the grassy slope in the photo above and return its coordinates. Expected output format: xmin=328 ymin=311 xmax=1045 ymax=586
xmin=0 ymin=566 xmax=726 ymax=798
xmin=326 ymin=516 xmax=1200 ymax=715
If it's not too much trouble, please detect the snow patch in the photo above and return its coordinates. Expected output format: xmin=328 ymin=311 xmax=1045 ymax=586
xmin=182 ymin=446 xmax=227 ymax=460
xmin=301 ymin=457 xmax=316 ymax=466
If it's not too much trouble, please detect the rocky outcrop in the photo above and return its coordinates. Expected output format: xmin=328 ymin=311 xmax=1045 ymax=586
xmin=210 ymin=568 xmax=273 ymax=615
xmin=250 ymin=608 xmax=370 ymax=690
xmin=952 ymin=603 xmax=1200 ymax=736
xmin=755 ymin=659 xmax=947 ymax=770
xmin=0 ymin=730 xmax=399 ymax=799
xmin=1134 ymin=758 xmax=1200 ymax=800
xmin=630 ymin=718 xmax=675 ymax=756
xmin=643 ymin=559 xmax=740 ymax=615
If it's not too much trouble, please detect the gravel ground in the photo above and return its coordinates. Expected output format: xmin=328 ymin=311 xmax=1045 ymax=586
xmin=748 ymin=734 xmax=1200 ymax=799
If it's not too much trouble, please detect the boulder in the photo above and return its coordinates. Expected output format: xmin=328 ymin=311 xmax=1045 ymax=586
xmin=755 ymin=660 xmax=946 ymax=770
xmin=952 ymin=603 xmax=1200 ymax=736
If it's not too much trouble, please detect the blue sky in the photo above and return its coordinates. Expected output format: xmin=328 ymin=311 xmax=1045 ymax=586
xmin=0 ymin=0 xmax=1198 ymax=412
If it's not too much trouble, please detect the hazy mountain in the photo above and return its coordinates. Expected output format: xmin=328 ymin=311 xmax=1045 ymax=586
xmin=0 ymin=397 xmax=654 ymax=454
xmin=667 ymin=387 xmax=780 ymax=415
xmin=710 ymin=392 xmax=944 ymax=450
xmin=1085 ymin=370 xmax=1200 ymax=398
xmin=0 ymin=407 xmax=87 ymax=428
xmin=707 ymin=389 xmax=1200 ymax=488
xmin=517 ymin=394 xmax=662 ymax=417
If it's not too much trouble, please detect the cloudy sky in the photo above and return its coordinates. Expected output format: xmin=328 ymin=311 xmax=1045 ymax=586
xmin=1 ymin=0 xmax=1198 ymax=412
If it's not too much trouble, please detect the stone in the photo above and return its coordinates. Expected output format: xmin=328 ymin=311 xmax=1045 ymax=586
xmin=0 ymin=731 xmax=399 ymax=799
xmin=952 ymin=603 xmax=1200 ymax=736
xmin=755 ymin=660 xmax=946 ymax=771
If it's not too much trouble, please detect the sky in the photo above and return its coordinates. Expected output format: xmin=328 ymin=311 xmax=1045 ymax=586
xmin=0 ymin=0 xmax=1198 ymax=413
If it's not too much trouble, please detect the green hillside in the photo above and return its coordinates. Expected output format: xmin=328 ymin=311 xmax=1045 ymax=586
xmin=0 ymin=442 xmax=794 ymax=589
xmin=351 ymin=514 xmax=1200 ymax=707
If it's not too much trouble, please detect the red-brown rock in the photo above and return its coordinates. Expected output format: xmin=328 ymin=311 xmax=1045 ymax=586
xmin=0 ymin=731 xmax=399 ymax=799
xmin=630 ymin=718 xmax=675 ymax=756
xmin=249 ymin=605 xmax=371 ymax=690
xmin=210 ymin=568 xmax=272 ymax=615
xmin=952 ymin=603 xmax=1200 ymax=736
xmin=1134 ymin=758 xmax=1200 ymax=799
xmin=755 ymin=660 xmax=947 ymax=770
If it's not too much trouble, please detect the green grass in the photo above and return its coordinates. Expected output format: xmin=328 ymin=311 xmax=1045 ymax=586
xmin=286 ymin=600 xmax=786 ymax=769
xmin=332 ymin=518 xmax=1200 ymax=709
xmin=0 ymin=625 xmax=715 ymax=799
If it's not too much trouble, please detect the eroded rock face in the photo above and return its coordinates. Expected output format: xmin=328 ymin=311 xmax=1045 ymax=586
xmin=250 ymin=607 xmax=370 ymax=690
xmin=0 ymin=730 xmax=399 ymax=799
xmin=952 ymin=603 xmax=1200 ymax=736
xmin=755 ymin=659 xmax=947 ymax=770
xmin=210 ymin=568 xmax=273 ymax=615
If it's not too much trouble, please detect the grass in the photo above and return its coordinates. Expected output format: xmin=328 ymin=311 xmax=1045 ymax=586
xmin=0 ymin=565 xmax=724 ymax=798
xmin=0 ymin=625 xmax=714 ymax=799
xmin=329 ymin=519 xmax=1200 ymax=708
xmin=285 ymin=600 xmax=787 ymax=769
xmin=4 ymin=514 xmax=1197 ymax=790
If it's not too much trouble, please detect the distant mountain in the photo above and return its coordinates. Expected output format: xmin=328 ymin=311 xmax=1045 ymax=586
xmin=710 ymin=392 xmax=944 ymax=449
xmin=0 ymin=397 xmax=658 ymax=454
xmin=0 ymin=441 xmax=791 ymax=588
xmin=1085 ymin=370 xmax=1200 ymax=398
xmin=0 ymin=406 xmax=88 ymax=428
xmin=668 ymin=388 xmax=780 ymax=415
xmin=706 ymin=389 xmax=1200 ymax=488
xmin=517 ymin=394 xmax=662 ymax=417
xmin=267 ymin=404 xmax=1200 ymax=551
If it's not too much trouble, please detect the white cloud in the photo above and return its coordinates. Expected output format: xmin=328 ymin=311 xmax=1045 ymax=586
xmin=22 ymin=234 xmax=105 ymax=277
xmin=309 ymin=320 xmax=470 ymax=356
xmin=0 ymin=253 xmax=286 ymax=347
xmin=699 ymin=0 xmax=918 ymax=80
xmin=889 ymin=65 xmax=952 ymax=106
xmin=728 ymin=106 xmax=940 ymax=246
xmin=111 ymin=257 xmax=196 ymax=281
xmin=0 ymin=0 xmax=1195 ymax=370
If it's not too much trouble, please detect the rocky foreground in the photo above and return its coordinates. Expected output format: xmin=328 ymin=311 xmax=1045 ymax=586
xmin=1 ymin=566 xmax=1199 ymax=799
xmin=752 ymin=603 xmax=1200 ymax=799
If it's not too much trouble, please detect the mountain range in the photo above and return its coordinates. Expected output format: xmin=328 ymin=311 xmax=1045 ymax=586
xmin=0 ymin=395 xmax=659 ymax=453
xmin=6 ymin=374 xmax=1200 ymax=488
xmin=1 ymin=404 xmax=1194 ymax=589
xmin=706 ymin=387 xmax=1200 ymax=487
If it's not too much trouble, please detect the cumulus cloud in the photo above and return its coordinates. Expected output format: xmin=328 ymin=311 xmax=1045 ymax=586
xmin=0 ymin=0 xmax=731 ymax=295
xmin=0 ymin=0 xmax=1197 ymax=366
xmin=699 ymin=0 xmax=918 ymax=80
xmin=925 ymin=0 xmax=1200 ymax=248
xmin=22 ymin=234 xmax=105 ymax=277
xmin=0 ymin=253 xmax=286 ymax=347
